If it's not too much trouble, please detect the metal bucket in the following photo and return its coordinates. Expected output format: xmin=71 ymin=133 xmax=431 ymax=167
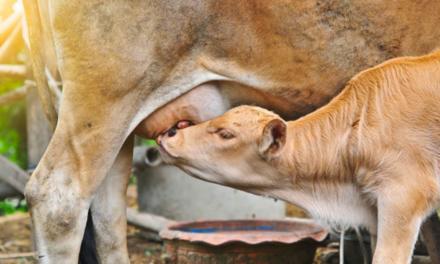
xmin=160 ymin=219 xmax=327 ymax=264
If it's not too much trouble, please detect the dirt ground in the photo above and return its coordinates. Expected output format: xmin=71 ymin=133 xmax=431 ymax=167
xmin=0 ymin=185 xmax=347 ymax=264
xmin=0 ymin=186 xmax=165 ymax=264
xmin=0 ymin=185 xmax=432 ymax=264
xmin=6 ymin=185 xmax=430 ymax=264
xmin=0 ymin=212 xmax=432 ymax=264
xmin=0 ymin=212 xmax=166 ymax=264
xmin=0 ymin=213 xmax=336 ymax=264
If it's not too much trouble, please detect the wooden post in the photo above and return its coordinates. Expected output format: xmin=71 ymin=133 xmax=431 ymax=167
xmin=0 ymin=155 xmax=28 ymax=193
xmin=0 ymin=64 xmax=27 ymax=79
xmin=0 ymin=182 xmax=19 ymax=199
xmin=0 ymin=11 xmax=21 ymax=44
xmin=0 ymin=21 xmax=22 ymax=63
xmin=26 ymin=82 xmax=52 ymax=170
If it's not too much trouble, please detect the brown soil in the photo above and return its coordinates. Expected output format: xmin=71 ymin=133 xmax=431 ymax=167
xmin=0 ymin=213 xmax=165 ymax=264
xmin=0 ymin=185 xmax=164 ymax=264
xmin=0 ymin=213 xmax=35 ymax=264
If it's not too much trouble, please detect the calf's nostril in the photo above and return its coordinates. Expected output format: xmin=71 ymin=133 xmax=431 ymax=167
xmin=167 ymin=127 xmax=177 ymax=137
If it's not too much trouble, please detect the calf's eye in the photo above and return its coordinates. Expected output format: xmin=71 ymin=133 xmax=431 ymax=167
xmin=217 ymin=129 xmax=235 ymax=139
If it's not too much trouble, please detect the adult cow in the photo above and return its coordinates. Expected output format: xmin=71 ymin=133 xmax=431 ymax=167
xmin=23 ymin=0 xmax=440 ymax=263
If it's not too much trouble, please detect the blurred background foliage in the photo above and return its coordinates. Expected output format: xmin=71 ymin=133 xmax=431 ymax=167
xmin=0 ymin=0 xmax=26 ymax=168
xmin=0 ymin=0 xmax=151 ymax=214
xmin=0 ymin=0 xmax=15 ymax=19
xmin=0 ymin=0 xmax=28 ymax=214
xmin=0 ymin=78 xmax=27 ymax=169
xmin=0 ymin=78 xmax=27 ymax=168
xmin=0 ymin=197 xmax=27 ymax=215
xmin=0 ymin=79 xmax=27 ymax=215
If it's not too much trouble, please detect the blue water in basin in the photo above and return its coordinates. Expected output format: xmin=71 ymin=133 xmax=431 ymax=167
xmin=180 ymin=225 xmax=276 ymax=234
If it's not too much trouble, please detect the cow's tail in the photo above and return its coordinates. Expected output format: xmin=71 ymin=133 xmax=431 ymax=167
xmin=22 ymin=0 xmax=59 ymax=128
xmin=79 ymin=210 xmax=98 ymax=264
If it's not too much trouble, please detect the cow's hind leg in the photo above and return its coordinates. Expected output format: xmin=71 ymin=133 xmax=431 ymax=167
xmin=26 ymin=1 xmax=210 ymax=261
xmin=24 ymin=83 xmax=143 ymax=263
xmin=26 ymin=147 xmax=91 ymax=264
xmin=90 ymin=136 xmax=134 ymax=264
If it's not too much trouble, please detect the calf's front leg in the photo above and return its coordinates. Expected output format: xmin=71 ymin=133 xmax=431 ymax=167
xmin=373 ymin=188 xmax=428 ymax=264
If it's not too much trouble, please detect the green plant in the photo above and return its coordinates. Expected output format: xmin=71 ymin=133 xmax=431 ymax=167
xmin=0 ymin=79 xmax=27 ymax=213
xmin=129 ymin=174 xmax=137 ymax=185
xmin=0 ymin=78 xmax=27 ymax=168
xmin=142 ymin=139 xmax=157 ymax=146
xmin=0 ymin=198 xmax=27 ymax=215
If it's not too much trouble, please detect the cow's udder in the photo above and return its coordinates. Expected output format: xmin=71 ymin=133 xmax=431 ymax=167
xmin=135 ymin=83 xmax=229 ymax=139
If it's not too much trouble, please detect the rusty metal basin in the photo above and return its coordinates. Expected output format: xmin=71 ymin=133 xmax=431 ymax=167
xmin=160 ymin=219 xmax=328 ymax=264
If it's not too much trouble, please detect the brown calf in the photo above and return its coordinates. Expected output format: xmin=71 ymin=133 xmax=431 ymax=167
xmin=159 ymin=51 xmax=440 ymax=264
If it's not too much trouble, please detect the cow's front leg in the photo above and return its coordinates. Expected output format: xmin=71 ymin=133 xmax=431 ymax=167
xmin=90 ymin=135 xmax=133 ymax=264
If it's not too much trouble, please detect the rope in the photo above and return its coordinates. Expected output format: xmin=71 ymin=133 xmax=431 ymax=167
xmin=355 ymin=227 xmax=369 ymax=264
xmin=339 ymin=228 xmax=345 ymax=264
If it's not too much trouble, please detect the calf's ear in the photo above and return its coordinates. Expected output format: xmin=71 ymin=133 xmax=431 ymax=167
xmin=258 ymin=119 xmax=287 ymax=159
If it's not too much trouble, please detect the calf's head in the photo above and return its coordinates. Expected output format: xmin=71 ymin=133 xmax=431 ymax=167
xmin=158 ymin=105 xmax=288 ymax=190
